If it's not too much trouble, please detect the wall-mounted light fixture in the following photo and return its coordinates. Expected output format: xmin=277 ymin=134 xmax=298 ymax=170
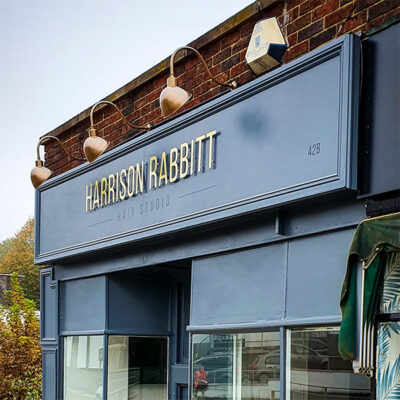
xmin=84 ymin=100 xmax=151 ymax=162
xmin=31 ymin=100 xmax=151 ymax=188
xmin=160 ymin=46 xmax=237 ymax=118
xmin=32 ymin=45 xmax=241 ymax=188
xmin=30 ymin=135 xmax=86 ymax=188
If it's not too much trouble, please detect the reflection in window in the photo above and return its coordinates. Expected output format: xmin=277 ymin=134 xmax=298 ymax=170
xmin=107 ymin=336 xmax=168 ymax=400
xmin=288 ymin=328 xmax=370 ymax=400
xmin=63 ymin=336 xmax=104 ymax=400
xmin=192 ymin=332 xmax=280 ymax=400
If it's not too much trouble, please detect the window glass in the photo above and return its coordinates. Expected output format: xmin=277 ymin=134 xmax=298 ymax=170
xmin=107 ymin=336 xmax=168 ymax=400
xmin=287 ymin=328 xmax=370 ymax=400
xmin=63 ymin=336 xmax=104 ymax=400
xmin=192 ymin=332 xmax=280 ymax=400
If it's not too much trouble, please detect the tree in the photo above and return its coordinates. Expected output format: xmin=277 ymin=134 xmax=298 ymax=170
xmin=0 ymin=238 xmax=12 ymax=262
xmin=0 ymin=273 xmax=42 ymax=399
xmin=0 ymin=219 xmax=40 ymax=307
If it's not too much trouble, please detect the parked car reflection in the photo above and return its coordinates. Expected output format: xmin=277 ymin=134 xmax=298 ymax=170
xmin=251 ymin=345 xmax=328 ymax=383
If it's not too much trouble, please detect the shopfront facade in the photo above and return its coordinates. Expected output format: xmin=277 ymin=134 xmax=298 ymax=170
xmin=35 ymin=4 xmax=400 ymax=399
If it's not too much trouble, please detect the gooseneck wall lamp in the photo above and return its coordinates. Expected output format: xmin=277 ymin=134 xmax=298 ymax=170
xmin=160 ymin=46 xmax=237 ymax=117
xmin=30 ymin=135 xmax=86 ymax=189
xmin=84 ymin=100 xmax=151 ymax=162
xmin=31 ymin=100 xmax=151 ymax=188
xmin=32 ymin=45 xmax=235 ymax=188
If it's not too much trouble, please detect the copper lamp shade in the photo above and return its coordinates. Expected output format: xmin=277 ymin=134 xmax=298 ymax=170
xmin=31 ymin=160 xmax=52 ymax=189
xmin=83 ymin=100 xmax=150 ymax=162
xmin=30 ymin=101 xmax=151 ymax=188
xmin=160 ymin=76 xmax=191 ymax=117
xmin=83 ymin=127 xmax=108 ymax=163
xmin=31 ymin=135 xmax=86 ymax=189
xmin=160 ymin=46 xmax=236 ymax=119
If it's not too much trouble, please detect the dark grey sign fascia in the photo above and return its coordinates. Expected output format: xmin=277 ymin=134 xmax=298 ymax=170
xmin=34 ymin=34 xmax=361 ymax=264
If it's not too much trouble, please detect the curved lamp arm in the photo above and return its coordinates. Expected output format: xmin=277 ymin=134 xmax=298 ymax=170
xmin=36 ymin=135 xmax=86 ymax=162
xmin=90 ymin=100 xmax=151 ymax=132
xmin=169 ymin=46 xmax=237 ymax=90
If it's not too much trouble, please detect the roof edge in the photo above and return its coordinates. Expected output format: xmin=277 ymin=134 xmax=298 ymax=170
xmin=42 ymin=0 xmax=280 ymax=139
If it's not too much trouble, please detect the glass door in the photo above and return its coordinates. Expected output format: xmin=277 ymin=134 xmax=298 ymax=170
xmin=107 ymin=336 xmax=168 ymax=400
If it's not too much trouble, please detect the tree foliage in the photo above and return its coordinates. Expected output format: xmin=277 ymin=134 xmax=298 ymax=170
xmin=0 ymin=219 xmax=40 ymax=307
xmin=0 ymin=273 xmax=42 ymax=399
xmin=0 ymin=238 xmax=12 ymax=262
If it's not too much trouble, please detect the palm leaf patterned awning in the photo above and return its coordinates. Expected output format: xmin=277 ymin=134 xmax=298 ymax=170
xmin=377 ymin=252 xmax=400 ymax=400
xmin=339 ymin=212 xmax=400 ymax=361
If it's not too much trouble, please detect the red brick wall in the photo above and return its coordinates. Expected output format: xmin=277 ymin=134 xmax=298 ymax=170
xmin=45 ymin=0 xmax=400 ymax=176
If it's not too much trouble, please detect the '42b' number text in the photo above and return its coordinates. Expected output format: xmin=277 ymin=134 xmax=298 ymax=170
xmin=308 ymin=143 xmax=321 ymax=157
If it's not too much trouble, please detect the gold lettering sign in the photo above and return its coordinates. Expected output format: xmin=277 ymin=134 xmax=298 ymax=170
xmin=85 ymin=130 xmax=217 ymax=212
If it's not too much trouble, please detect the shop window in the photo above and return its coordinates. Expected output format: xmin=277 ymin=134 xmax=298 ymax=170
xmin=192 ymin=331 xmax=280 ymax=400
xmin=107 ymin=336 xmax=168 ymax=400
xmin=287 ymin=328 xmax=370 ymax=400
xmin=63 ymin=335 xmax=104 ymax=400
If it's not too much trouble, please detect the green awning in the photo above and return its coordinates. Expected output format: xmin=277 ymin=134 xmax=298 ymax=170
xmin=339 ymin=212 xmax=400 ymax=360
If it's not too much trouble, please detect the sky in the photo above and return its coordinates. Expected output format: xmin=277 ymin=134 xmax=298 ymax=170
xmin=0 ymin=0 xmax=251 ymax=242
